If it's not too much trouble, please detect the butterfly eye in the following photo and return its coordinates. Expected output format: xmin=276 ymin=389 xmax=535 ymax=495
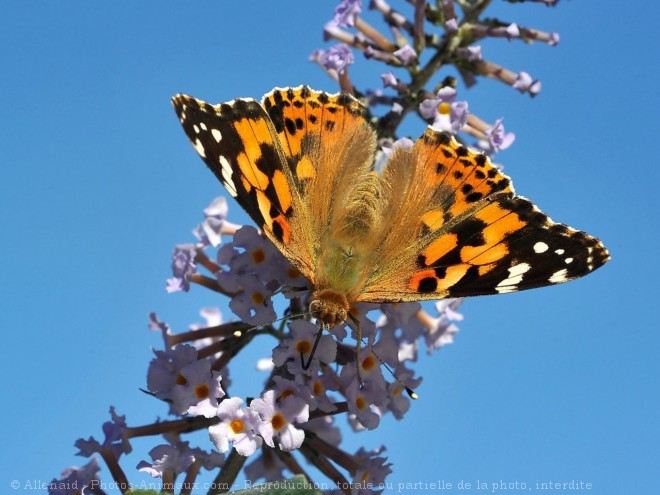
xmin=309 ymin=299 xmax=322 ymax=315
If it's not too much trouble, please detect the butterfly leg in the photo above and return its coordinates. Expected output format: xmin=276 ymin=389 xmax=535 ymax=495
xmin=348 ymin=313 xmax=365 ymax=388
xmin=301 ymin=323 xmax=327 ymax=371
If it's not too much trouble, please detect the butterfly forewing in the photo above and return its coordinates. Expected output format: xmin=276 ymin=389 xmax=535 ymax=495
xmin=261 ymin=86 xmax=377 ymax=241
xmin=172 ymin=94 xmax=316 ymax=277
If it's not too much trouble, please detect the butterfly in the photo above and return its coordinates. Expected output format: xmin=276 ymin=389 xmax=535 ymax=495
xmin=172 ymin=86 xmax=609 ymax=334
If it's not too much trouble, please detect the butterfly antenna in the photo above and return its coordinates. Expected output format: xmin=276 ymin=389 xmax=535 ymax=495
xmin=345 ymin=313 xmax=419 ymax=400
xmin=237 ymin=310 xmax=311 ymax=338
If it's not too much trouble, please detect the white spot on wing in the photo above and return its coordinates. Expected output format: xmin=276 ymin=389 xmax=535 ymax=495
xmin=549 ymin=268 xmax=568 ymax=283
xmin=212 ymin=129 xmax=222 ymax=142
xmin=496 ymin=262 xmax=531 ymax=292
xmin=200 ymin=122 xmax=207 ymax=131
xmin=555 ymin=249 xmax=565 ymax=255
xmin=495 ymin=285 xmax=518 ymax=294
xmin=565 ymin=257 xmax=574 ymax=264
xmin=533 ymin=242 xmax=549 ymax=253
xmin=219 ymin=155 xmax=237 ymax=197
xmin=508 ymin=262 xmax=531 ymax=278
xmin=193 ymin=138 xmax=206 ymax=158
xmin=193 ymin=124 xmax=200 ymax=134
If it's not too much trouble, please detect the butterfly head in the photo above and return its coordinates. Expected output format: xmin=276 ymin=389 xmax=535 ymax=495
xmin=309 ymin=289 xmax=350 ymax=327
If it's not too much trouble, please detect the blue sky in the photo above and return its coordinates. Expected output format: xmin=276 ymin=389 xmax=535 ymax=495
xmin=1 ymin=1 xmax=658 ymax=493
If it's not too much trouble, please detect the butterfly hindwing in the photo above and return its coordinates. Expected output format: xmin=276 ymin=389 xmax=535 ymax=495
xmin=359 ymin=129 xmax=609 ymax=301
xmin=408 ymin=195 xmax=609 ymax=298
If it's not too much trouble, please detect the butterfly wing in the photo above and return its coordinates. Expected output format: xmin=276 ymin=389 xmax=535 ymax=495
xmin=171 ymin=93 xmax=317 ymax=276
xmin=172 ymin=87 xmax=378 ymax=285
xmin=261 ymin=86 xmax=377 ymax=239
xmin=360 ymin=129 xmax=610 ymax=301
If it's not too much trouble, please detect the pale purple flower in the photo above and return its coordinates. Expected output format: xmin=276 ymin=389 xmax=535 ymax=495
xmin=422 ymin=299 xmax=463 ymax=353
xmin=344 ymin=379 xmax=385 ymax=430
xmin=311 ymin=44 xmax=355 ymax=73
xmin=171 ymin=358 xmax=225 ymax=417
xmin=380 ymin=72 xmax=397 ymax=88
xmin=506 ymin=23 xmax=520 ymax=39
xmin=189 ymin=306 xmax=222 ymax=331
xmin=185 ymin=307 xmax=226 ymax=357
xmin=304 ymin=416 xmax=342 ymax=445
xmin=393 ymin=45 xmax=417 ymax=65
xmin=75 ymin=407 xmax=131 ymax=459
xmin=228 ymin=275 xmax=277 ymax=325
xmin=166 ymin=243 xmax=197 ymax=293
xmin=148 ymin=312 xmax=171 ymax=344
xmin=445 ymin=18 xmax=458 ymax=33
xmin=368 ymin=327 xmax=412 ymax=367
xmin=48 ymin=459 xmax=100 ymax=495
xmin=419 ymin=87 xmax=469 ymax=133
xmin=353 ymin=447 xmax=392 ymax=494
xmin=365 ymin=87 xmax=385 ymax=107
xmin=386 ymin=369 xmax=421 ymax=419
xmin=244 ymin=447 xmax=288 ymax=483
xmin=307 ymin=373 xmax=338 ymax=413
xmin=549 ymin=32 xmax=560 ymax=46
xmin=379 ymin=302 xmax=422 ymax=334
xmin=137 ymin=443 xmax=195 ymax=477
xmin=209 ymin=397 xmax=263 ymax=456
xmin=193 ymin=196 xmax=239 ymax=248
xmin=477 ymin=118 xmax=516 ymax=154
xmin=189 ymin=447 xmax=225 ymax=470
xmin=513 ymin=71 xmax=542 ymax=96
xmin=456 ymin=45 xmax=482 ymax=62
xmin=147 ymin=344 xmax=197 ymax=403
xmin=250 ymin=390 xmax=309 ymax=451
xmin=272 ymin=320 xmax=337 ymax=377
xmin=218 ymin=226 xmax=283 ymax=284
xmin=332 ymin=0 xmax=362 ymax=27
xmin=381 ymin=137 xmax=414 ymax=157
xmin=272 ymin=376 xmax=316 ymax=409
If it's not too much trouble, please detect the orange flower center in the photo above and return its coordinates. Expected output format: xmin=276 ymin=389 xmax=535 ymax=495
xmin=361 ymin=355 xmax=376 ymax=372
xmin=271 ymin=412 xmax=287 ymax=431
xmin=251 ymin=248 xmax=266 ymax=264
xmin=438 ymin=101 xmax=451 ymax=115
xmin=251 ymin=292 xmax=264 ymax=305
xmin=194 ymin=383 xmax=210 ymax=399
xmin=296 ymin=340 xmax=311 ymax=355
xmin=230 ymin=419 xmax=245 ymax=434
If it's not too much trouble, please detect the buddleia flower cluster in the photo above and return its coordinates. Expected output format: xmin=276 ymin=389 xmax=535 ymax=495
xmin=51 ymin=0 xmax=562 ymax=494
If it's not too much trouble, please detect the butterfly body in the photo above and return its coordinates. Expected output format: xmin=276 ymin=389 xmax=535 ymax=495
xmin=172 ymin=86 xmax=609 ymax=327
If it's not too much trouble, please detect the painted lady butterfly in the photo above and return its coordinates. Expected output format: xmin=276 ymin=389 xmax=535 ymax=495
xmin=172 ymin=86 xmax=609 ymax=330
